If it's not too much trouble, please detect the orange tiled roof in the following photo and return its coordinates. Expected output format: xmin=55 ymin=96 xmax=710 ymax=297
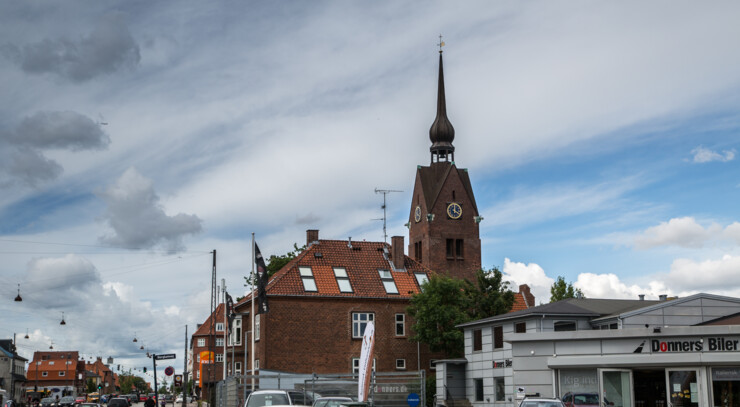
xmin=235 ymin=239 xmax=433 ymax=303
xmin=510 ymin=292 xmax=529 ymax=312
xmin=193 ymin=303 xmax=226 ymax=336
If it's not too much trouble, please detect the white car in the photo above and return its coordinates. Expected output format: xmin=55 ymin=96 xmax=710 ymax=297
xmin=244 ymin=390 xmax=317 ymax=407
xmin=173 ymin=396 xmax=193 ymax=403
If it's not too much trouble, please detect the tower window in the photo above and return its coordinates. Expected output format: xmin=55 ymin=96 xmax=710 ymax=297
xmin=446 ymin=239 xmax=464 ymax=259
xmin=414 ymin=241 xmax=422 ymax=260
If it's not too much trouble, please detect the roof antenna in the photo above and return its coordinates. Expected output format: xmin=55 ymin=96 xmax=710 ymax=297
xmin=374 ymin=188 xmax=402 ymax=243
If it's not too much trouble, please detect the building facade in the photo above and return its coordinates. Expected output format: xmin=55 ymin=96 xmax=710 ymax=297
xmin=439 ymin=293 xmax=740 ymax=407
xmin=0 ymin=340 xmax=27 ymax=404
xmin=25 ymin=351 xmax=86 ymax=397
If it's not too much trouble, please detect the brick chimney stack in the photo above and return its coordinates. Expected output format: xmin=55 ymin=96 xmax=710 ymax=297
xmin=391 ymin=236 xmax=405 ymax=270
xmin=519 ymin=284 xmax=535 ymax=307
xmin=307 ymin=229 xmax=319 ymax=246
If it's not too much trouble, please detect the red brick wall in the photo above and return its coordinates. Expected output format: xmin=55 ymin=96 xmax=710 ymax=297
xmin=247 ymin=296 xmax=444 ymax=374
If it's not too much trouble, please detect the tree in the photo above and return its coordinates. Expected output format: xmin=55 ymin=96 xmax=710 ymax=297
xmin=408 ymin=268 xmax=514 ymax=357
xmin=86 ymin=378 xmax=96 ymax=394
xmin=550 ymin=276 xmax=584 ymax=302
xmin=119 ymin=373 xmax=148 ymax=394
xmin=239 ymin=243 xmax=306 ymax=300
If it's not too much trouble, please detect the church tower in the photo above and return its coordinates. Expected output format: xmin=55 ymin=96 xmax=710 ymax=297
xmin=408 ymin=50 xmax=481 ymax=281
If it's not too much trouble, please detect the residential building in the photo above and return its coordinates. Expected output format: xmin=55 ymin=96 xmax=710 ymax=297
xmin=85 ymin=357 xmax=117 ymax=394
xmin=0 ymin=339 xmax=27 ymax=403
xmin=439 ymin=293 xmax=740 ymax=407
xmin=25 ymin=351 xmax=85 ymax=397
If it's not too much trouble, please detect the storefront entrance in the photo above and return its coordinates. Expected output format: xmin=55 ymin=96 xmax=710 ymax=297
xmin=666 ymin=369 xmax=700 ymax=407
xmin=634 ymin=370 xmax=666 ymax=407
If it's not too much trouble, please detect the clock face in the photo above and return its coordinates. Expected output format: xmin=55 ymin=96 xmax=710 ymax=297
xmin=446 ymin=202 xmax=462 ymax=219
xmin=414 ymin=206 xmax=422 ymax=222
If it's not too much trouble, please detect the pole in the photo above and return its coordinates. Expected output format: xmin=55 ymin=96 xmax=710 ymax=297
xmin=153 ymin=356 xmax=158 ymax=407
xmin=222 ymin=279 xmax=227 ymax=380
xmin=10 ymin=333 xmax=15 ymax=402
xmin=182 ymin=326 xmax=188 ymax=407
xmin=250 ymin=233 xmax=255 ymax=391
xmin=209 ymin=250 xmax=216 ymax=404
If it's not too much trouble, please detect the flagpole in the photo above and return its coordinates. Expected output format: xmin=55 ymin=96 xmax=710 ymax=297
xmin=251 ymin=232 xmax=256 ymax=391
xmin=222 ymin=279 xmax=227 ymax=380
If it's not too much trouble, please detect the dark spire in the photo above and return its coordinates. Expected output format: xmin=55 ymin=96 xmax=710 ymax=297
xmin=429 ymin=48 xmax=455 ymax=163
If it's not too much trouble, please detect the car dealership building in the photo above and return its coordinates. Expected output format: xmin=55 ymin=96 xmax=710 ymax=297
xmin=436 ymin=293 xmax=740 ymax=407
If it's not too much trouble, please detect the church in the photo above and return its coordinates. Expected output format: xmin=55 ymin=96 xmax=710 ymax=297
xmin=192 ymin=50 xmax=533 ymax=395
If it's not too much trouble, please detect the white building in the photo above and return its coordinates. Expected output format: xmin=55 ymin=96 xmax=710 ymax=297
xmin=437 ymin=293 xmax=740 ymax=407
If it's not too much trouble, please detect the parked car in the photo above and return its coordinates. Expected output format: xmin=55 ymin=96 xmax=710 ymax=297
xmin=75 ymin=397 xmax=86 ymax=405
xmin=244 ymin=390 xmax=317 ymax=407
xmin=561 ymin=393 xmax=609 ymax=407
xmin=107 ymin=398 xmax=131 ymax=407
xmin=40 ymin=398 xmax=55 ymax=407
xmin=79 ymin=404 xmax=102 ymax=407
xmin=519 ymin=397 xmax=566 ymax=407
xmin=311 ymin=397 xmax=353 ymax=407
xmin=138 ymin=396 xmax=147 ymax=403
xmin=58 ymin=397 xmax=76 ymax=407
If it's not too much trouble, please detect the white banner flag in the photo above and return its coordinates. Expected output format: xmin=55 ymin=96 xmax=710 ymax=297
xmin=358 ymin=322 xmax=375 ymax=402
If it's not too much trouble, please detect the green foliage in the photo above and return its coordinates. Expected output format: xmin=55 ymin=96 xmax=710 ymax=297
xmin=408 ymin=268 xmax=514 ymax=357
xmin=549 ymin=276 xmax=584 ymax=302
xmin=86 ymin=378 xmax=96 ymax=394
xmin=425 ymin=374 xmax=436 ymax=407
xmin=119 ymin=373 xmax=148 ymax=394
xmin=266 ymin=243 xmax=305 ymax=277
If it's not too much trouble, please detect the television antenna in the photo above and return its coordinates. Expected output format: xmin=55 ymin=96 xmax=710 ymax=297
xmin=374 ymin=188 xmax=402 ymax=243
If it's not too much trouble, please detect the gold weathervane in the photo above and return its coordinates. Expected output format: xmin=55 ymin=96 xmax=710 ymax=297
xmin=438 ymin=34 xmax=445 ymax=53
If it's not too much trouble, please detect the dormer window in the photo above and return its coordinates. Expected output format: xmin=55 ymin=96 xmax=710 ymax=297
xmin=299 ymin=266 xmax=317 ymax=292
xmin=333 ymin=267 xmax=353 ymax=293
xmin=378 ymin=269 xmax=398 ymax=294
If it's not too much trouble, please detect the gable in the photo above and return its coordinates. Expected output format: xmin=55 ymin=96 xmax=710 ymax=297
xmin=415 ymin=163 xmax=478 ymax=216
xmin=620 ymin=293 xmax=740 ymax=328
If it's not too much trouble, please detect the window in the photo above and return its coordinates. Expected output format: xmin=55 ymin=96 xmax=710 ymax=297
xmin=334 ymin=267 xmax=353 ymax=293
xmin=473 ymin=329 xmax=482 ymax=351
xmin=352 ymin=358 xmax=376 ymax=374
xmin=42 ymin=371 xmax=48 ymax=377
xmin=554 ymin=321 xmax=577 ymax=331
xmin=235 ymin=362 xmax=241 ymax=374
xmin=414 ymin=273 xmax=428 ymax=287
xmin=196 ymin=371 xmax=200 ymax=379
xmin=474 ymin=378 xmax=484 ymax=402
xmin=66 ymin=361 xmax=72 ymax=365
xmin=230 ymin=317 xmax=242 ymax=345
xmin=352 ymin=312 xmax=374 ymax=338
xmin=378 ymin=269 xmax=398 ymax=294
xmin=197 ymin=338 xmax=205 ymax=347
xmin=494 ymin=377 xmax=505 ymax=401
xmin=216 ymin=338 xmax=224 ymax=347
xmin=255 ymin=314 xmax=261 ymax=340
xmin=446 ymin=239 xmax=464 ymax=259
xmin=196 ymin=354 xmax=200 ymax=363
xmin=216 ymin=323 xmax=224 ymax=332
xmin=254 ymin=360 xmax=259 ymax=370
xmin=49 ymin=361 xmax=54 ymax=365
xmin=430 ymin=360 xmax=438 ymax=370
xmin=396 ymin=359 xmax=406 ymax=370
xmin=215 ymin=354 xmax=223 ymax=362
xmin=515 ymin=322 xmax=526 ymax=333
xmin=395 ymin=314 xmax=405 ymax=336
xmin=299 ymin=266 xmax=318 ymax=292
xmin=414 ymin=241 xmax=422 ymax=260
xmin=494 ymin=326 xmax=503 ymax=349
xmin=59 ymin=371 xmax=65 ymax=376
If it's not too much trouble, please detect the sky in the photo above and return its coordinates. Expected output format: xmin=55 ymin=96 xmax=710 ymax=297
xmin=1 ymin=0 xmax=740 ymax=381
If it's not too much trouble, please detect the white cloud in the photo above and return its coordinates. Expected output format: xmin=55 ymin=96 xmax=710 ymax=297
xmin=691 ymin=146 xmax=736 ymax=163
xmin=574 ymin=273 xmax=669 ymax=300
xmin=666 ymin=254 xmax=740 ymax=294
xmin=98 ymin=168 xmax=203 ymax=253
xmin=502 ymin=258 xmax=554 ymax=304
xmin=634 ymin=217 xmax=721 ymax=249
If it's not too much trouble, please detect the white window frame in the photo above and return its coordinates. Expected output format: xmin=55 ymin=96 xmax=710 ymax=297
xmin=235 ymin=362 xmax=242 ymax=374
xmin=229 ymin=317 xmax=242 ymax=345
xmin=333 ymin=267 xmax=353 ymax=293
xmin=414 ymin=273 xmax=428 ymax=287
xmin=395 ymin=313 xmax=405 ymax=337
xmin=352 ymin=312 xmax=375 ymax=338
xmin=352 ymin=358 xmax=376 ymax=374
xmin=299 ymin=266 xmax=318 ymax=292
xmin=254 ymin=360 xmax=259 ymax=370
xmin=216 ymin=322 xmax=224 ymax=332
xmin=49 ymin=361 xmax=55 ymax=365
xmin=59 ymin=371 xmax=65 ymax=376
xmin=197 ymin=338 xmax=205 ymax=347
xmin=196 ymin=354 xmax=200 ymax=363
xmin=215 ymin=353 xmax=223 ymax=362
xmin=378 ymin=269 xmax=398 ymax=294
xmin=216 ymin=338 xmax=224 ymax=347
xmin=396 ymin=359 xmax=406 ymax=370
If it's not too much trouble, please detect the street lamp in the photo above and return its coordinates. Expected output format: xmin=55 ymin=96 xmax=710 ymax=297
xmin=14 ymin=284 xmax=22 ymax=302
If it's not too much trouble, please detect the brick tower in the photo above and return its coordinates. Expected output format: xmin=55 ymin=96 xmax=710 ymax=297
xmin=407 ymin=50 xmax=481 ymax=281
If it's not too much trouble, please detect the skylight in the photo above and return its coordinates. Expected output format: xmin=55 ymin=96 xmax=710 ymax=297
xmin=333 ymin=267 xmax=353 ymax=293
xmin=299 ymin=266 xmax=317 ymax=292
xmin=378 ymin=269 xmax=398 ymax=294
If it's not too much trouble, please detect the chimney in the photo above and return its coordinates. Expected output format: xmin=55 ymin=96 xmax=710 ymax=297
xmin=659 ymin=294 xmax=668 ymax=301
xmin=638 ymin=294 xmax=645 ymax=301
xmin=307 ymin=229 xmax=319 ymax=246
xmin=519 ymin=284 xmax=535 ymax=307
xmin=391 ymin=236 xmax=405 ymax=270
xmin=348 ymin=237 xmax=352 ymax=249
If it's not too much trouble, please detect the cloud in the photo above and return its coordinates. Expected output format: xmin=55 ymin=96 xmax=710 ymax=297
xmin=2 ymin=13 xmax=140 ymax=82
xmin=501 ymin=258 xmax=554 ymax=304
xmin=23 ymin=254 xmax=101 ymax=309
xmin=690 ymin=146 xmax=736 ymax=163
xmin=666 ymin=254 xmax=740 ymax=294
xmin=0 ymin=111 xmax=109 ymax=187
xmin=634 ymin=217 xmax=720 ymax=249
xmin=98 ymin=168 xmax=203 ymax=252
xmin=574 ymin=272 xmax=669 ymax=299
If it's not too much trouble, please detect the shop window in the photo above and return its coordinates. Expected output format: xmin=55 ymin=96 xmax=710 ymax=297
xmin=494 ymin=377 xmax=505 ymax=402
xmin=494 ymin=326 xmax=503 ymax=349
xmin=712 ymin=367 xmax=740 ymax=407
xmin=515 ymin=322 xmax=526 ymax=333
xmin=554 ymin=321 xmax=577 ymax=331
xmin=473 ymin=329 xmax=482 ymax=351
xmin=558 ymin=369 xmax=598 ymax=400
xmin=474 ymin=379 xmax=484 ymax=402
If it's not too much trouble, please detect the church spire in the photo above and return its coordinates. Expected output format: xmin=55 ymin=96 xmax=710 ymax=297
xmin=429 ymin=42 xmax=455 ymax=163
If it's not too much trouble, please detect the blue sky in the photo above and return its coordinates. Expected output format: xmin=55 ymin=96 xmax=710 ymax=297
xmin=1 ymin=1 xmax=740 ymax=379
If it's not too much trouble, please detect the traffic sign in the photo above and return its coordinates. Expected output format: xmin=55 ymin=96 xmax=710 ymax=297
xmin=164 ymin=366 xmax=175 ymax=376
xmin=407 ymin=393 xmax=420 ymax=407
xmin=154 ymin=353 xmax=176 ymax=360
